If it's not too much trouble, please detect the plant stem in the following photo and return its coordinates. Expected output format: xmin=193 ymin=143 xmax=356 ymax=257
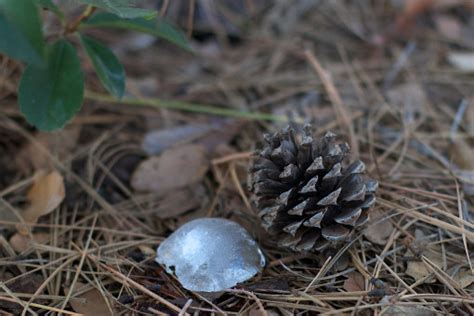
xmin=85 ymin=90 xmax=294 ymax=123
xmin=65 ymin=5 xmax=97 ymax=35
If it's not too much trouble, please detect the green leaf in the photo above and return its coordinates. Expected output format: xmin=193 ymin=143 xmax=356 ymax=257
xmin=0 ymin=0 xmax=45 ymax=65
xmin=80 ymin=35 xmax=125 ymax=98
xmin=81 ymin=12 xmax=191 ymax=51
xmin=19 ymin=40 xmax=84 ymax=131
xmin=35 ymin=0 xmax=64 ymax=20
xmin=75 ymin=0 xmax=156 ymax=19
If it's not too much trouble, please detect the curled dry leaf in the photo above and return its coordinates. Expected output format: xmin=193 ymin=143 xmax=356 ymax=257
xmin=131 ymin=144 xmax=209 ymax=195
xmin=9 ymin=232 xmax=49 ymax=253
xmin=67 ymin=282 xmax=112 ymax=316
xmin=343 ymin=271 xmax=365 ymax=292
xmin=23 ymin=170 xmax=65 ymax=223
xmin=364 ymin=210 xmax=394 ymax=245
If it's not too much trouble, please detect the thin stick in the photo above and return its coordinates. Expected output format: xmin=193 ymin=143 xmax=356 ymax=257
xmin=304 ymin=49 xmax=358 ymax=155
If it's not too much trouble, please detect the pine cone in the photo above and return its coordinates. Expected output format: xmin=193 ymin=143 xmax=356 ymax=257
xmin=249 ymin=125 xmax=378 ymax=252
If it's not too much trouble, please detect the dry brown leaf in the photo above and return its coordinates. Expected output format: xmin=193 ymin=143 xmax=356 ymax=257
xmin=0 ymin=274 xmax=44 ymax=314
xmin=17 ymin=171 xmax=65 ymax=235
xmin=405 ymin=247 xmax=443 ymax=283
xmin=387 ymin=83 xmax=427 ymax=114
xmin=434 ymin=15 xmax=461 ymax=40
xmin=453 ymin=268 xmax=474 ymax=289
xmin=381 ymin=296 xmax=434 ymax=316
xmin=343 ymin=271 xmax=365 ymax=292
xmin=450 ymin=140 xmax=474 ymax=170
xmin=364 ymin=210 xmax=394 ymax=245
xmin=154 ymin=185 xmax=206 ymax=218
xmin=67 ymin=282 xmax=112 ymax=316
xmin=9 ymin=232 xmax=49 ymax=253
xmin=22 ymin=170 xmax=65 ymax=224
xmin=131 ymin=144 xmax=209 ymax=194
xmin=16 ymin=127 xmax=80 ymax=172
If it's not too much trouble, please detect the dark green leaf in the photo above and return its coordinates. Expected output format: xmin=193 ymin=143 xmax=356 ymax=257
xmin=19 ymin=40 xmax=84 ymax=131
xmin=80 ymin=35 xmax=125 ymax=98
xmin=81 ymin=12 xmax=191 ymax=51
xmin=75 ymin=0 xmax=156 ymax=19
xmin=35 ymin=0 xmax=64 ymax=19
xmin=0 ymin=0 xmax=45 ymax=65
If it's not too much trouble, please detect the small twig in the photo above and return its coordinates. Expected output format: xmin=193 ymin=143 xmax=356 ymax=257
xmin=85 ymin=90 xmax=292 ymax=123
xmin=187 ymin=0 xmax=196 ymax=37
xmin=227 ymin=289 xmax=267 ymax=316
xmin=179 ymin=299 xmax=193 ymax=316
xmin=449 ymin=99 xmax=469 ymax=141
xmin=304 ymin=49 xmax=359 ymax=155
xmin=95 ymin=260 xmax=186 ymax=315
xmin=0 ymin=296 xmax=81 ymax=315
xmin=64 ymin=5 xmax=97 ymax=35
xmin=212 ymin=151 xmax=252 ymax=165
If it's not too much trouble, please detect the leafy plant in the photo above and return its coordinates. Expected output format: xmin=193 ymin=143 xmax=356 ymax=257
xmin=0 ymin=0 xmax=190 ymax=131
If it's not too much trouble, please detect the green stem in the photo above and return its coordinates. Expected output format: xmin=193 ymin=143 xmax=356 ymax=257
xmin=85 ymin=90 xmax=294 ymax=122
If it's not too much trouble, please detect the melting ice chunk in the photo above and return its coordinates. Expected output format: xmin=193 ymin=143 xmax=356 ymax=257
xmin=156 ymin=218 xmax=266 ymax=292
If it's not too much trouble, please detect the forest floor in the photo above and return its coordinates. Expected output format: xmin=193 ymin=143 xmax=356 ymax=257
xmin=0 ymin=1 xmax=473 ymax=315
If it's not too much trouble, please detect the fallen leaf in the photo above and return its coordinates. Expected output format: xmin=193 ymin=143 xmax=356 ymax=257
xmin=381 ymin=295 xmax=433 ymax=316
xmin=450 ymin=139 xmax=474 ymax=170
xmin=448 ymin=52 xmax=474 ymax=72
xmin=142 ymin=121 xmax=242 ymax=156
xmin=22 ymin=170 xmax=65 ymax=224
xmin=434 ymin=14 xmax=461 ymax=40
xmin=16 ymin=171 xmax=65 ymax=235
xmin=343 ymin=271 xmax=365 ymax=292
xmin=131 ymin=144 xmax=209 ymax=194
xmin=364 ymin=210 xmax=394 ymax=245
xmin=0 ymin=274 xmax=44 ymax=314
xmin=453 ymin=268 xmax=474 ymax=289
xmin=405 ymin=247 xmax=443 ymax=283
xmin=142 ymin=124 xmax=213 ymax=155
xmin=9 ymin=232 xmax=49 ymax=253
xmin=67 ymin=282 xmax=112 ymax=316
xmin=154 ymin=185 xmax=206 ymax=218
xmin=387 ymin=83 xmax=427 ymax=116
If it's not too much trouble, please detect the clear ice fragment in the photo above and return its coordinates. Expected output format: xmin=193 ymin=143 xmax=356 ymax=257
xmin=156 ymin=218 xmax=266 ymax=292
